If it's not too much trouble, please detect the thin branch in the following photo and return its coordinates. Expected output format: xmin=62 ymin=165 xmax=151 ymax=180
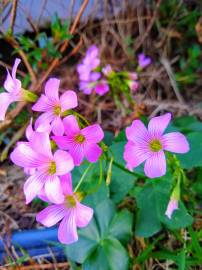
xmin=5 ymin=36 xmax=37 ymax=83
xmin=161 ymin=58 xmax=185 ymax=104
xmin=134 ymin=0 xmax=161 ymax=51
xmin=10 ymin=0 xmax=18 ymax=35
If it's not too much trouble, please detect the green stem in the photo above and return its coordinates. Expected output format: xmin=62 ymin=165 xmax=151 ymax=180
xmin=74 ymin=163 xmax=93 ymax=192
xmin=72 ymin=111 xmax=90 ymax=126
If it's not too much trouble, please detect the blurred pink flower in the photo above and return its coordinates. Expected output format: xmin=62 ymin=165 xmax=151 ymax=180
xmin=36 ymin=173 xmax=93 ymax=244
xmin=77 ymin=45 xmax=100 ymax=81
xmin=10 ymin=132 xmax=74 ymax=204
xmin=32 ymin=78 xmax=78 ymax=136
xmin=165 ymin=198 xmax=178 ymax=219
xmin=124 ymin=113 xmax=189 ymax=178
xmin=0 ymin=58 xmax=23 ymax=120
xmin=94 ymin=80 xmax=109 ymax=96
xmin=102 ymin=64 xmax=113 ymax=77
xmin=53 ymin=115 xmax=104 ymax=166
xmin=138 ymin=53 xmax=151 ymax=69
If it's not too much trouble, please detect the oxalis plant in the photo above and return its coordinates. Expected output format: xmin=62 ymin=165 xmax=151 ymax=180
xmin=0 ymin=49 xmax=195 ymax=269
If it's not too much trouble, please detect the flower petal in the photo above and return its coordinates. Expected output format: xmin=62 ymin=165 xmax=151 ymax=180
xmin=32 ymin=94 xmax=53 ymax=112
xmin=126 ymin=120 xmax=149 ymax=144
xmin=144 ymin=151 xmax=166 ymax=178
xmin=24 ymin=171 xmax=47 ymax=203
xmin=58 ymin=211 xmax=78 ymax=244
xmin=95 ymin=81 xmax=109 ymax=96
xmin=63 ymin=115 xmax=80 ymax=135
xmin=25 ymin=119 xmax=34 ymax=140
xmin=0 ymin=93 xmax=13 ymax=121
xmin=52 ymin=135 xmax=72 ymax=150
xmin=36 ymin=204 xmax=66 ymax=227
xmin=162 ymin=132 xmax=189 ymax=153
xmin=148 ymin=113 xmax=171 ymax=136
xmin=45 ymin=78 xmax=60 ymax=102
xmin=54 ymin=150 xmax=74 ymax=175
xmin=34 ymin=111 xmax=55 ymax=128
xmin=60 ymin=90 xmax=78 ymax=111
xmin=69 ymin=144 xmax=84 ymax=166
xmin=44 ymin=175 xmax=64 ymax=204
xmin=12 ymin=58 xmax=21 ymax=78
xmin=165 ymin=199 xmax=178 ymax=219
xmin=84 ymin=143 xmax=102 ymax=163
xmin=123 ymin=141 xmax=150 ymax=170
xmin=75 ymin=202 xmax=93 ymax=228
xmin=51 ymin=117 xmax=64 ymax=136
xmin=81 ymin=124 xmax=104 ymax=143
xmin=10 ymin=143 xmax=47 ymax=168
xmin=60 ymin=173 xmax=73 ymax=195
xmin=29 ymin=132 xmax=52 ymax=158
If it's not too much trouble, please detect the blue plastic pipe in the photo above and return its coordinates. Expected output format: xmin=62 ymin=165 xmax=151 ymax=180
xmin=0 ymin=227 xmax=65 ymax=263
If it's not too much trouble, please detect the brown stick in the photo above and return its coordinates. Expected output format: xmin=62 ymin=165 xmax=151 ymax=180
xmin=134 ymin=0 xmax=161 ymax=51
xmin=10 ymin=0 xmax=18 ymax=35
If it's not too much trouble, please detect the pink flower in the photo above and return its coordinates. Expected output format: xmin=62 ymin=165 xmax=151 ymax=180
xmin=10 ymin=132 xmax=74 ymax=204
xmin=138 ymin=53 xmax=151 ymax=69
xmin=25 ymin=118 xmax=52 ymax=142
xmin=94 ymin=80 xmax=109 ymax=96
xmin=22 ymin=119 xmax=52 ymax=176
xmin=128 ymin=80 xmax=139 ymax=92
xmin=53 ymin=115 xmax=104 ymax=166
xmin=36 ymin=173 xmax=93 ymax=244
xmin=124 ymin=113 xmax=190 ymax=178
xmin=0 ymin=58 xmax=23 ymax=120
xmin=165 ymin=198 xmax=178 ymax=219
xmin=77 ymin=45 xmax=100 ymax=81
xmin=32 ymin=78 xmax=78 ymax=136
xmin=102 ymin=64 xmax=113 ymax=77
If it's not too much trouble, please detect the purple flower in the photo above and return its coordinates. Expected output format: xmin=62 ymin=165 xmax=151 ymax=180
xmin=95 ymin=80 xmax=110 ymax=96
xmin=0 ymin=58 xmax=23 ymax=120
xmin=165 ymin=198 xmax=178 ymax=219
xmin=138 ymin=53 xmax=151 ymax=69
xmin=32 ymin=78 xmax=78 ymax=136
xmin=53 ymin=115 xmax=104 ymax=166
xmin=36 ymin=173 xmax=93 ymax=244
xmin=77 ymin=45 xmax=100 ymax=81
xmin=128 ymin=80 xmax=139 ymax=92
xmin=10 ymin=132 xmax=74 ymax=204
xmin=102 ymin=64 xmax=113 ymax=77
xmin=124 ymin=113 xmax=189 ymax=178
xmin=22 ymin=119 xmax=51 ymax=176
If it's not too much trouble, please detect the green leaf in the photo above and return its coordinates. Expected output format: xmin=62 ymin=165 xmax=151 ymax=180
xmin=110 ymin=164 xmax=136 ymax=203
xmin=83 ymin=246 xmax=108 ymax=270
xmin=102 ymin=237 xmax=129 ymax=270
xmin=177 ymin=132 xmax=202 ymax=169
xmin=109 ymin=210 xmax=133 ymax=243
xmin=134 ymin=174 xmax=193 ymax=237
xmin=95 ymin=199 xmax=116 ymax=238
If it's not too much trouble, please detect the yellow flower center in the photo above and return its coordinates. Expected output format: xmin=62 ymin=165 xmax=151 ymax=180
xmin=54 ymin=105 xmax=61 ymax=116
xmin=48 ymin=161 xmax=56 ymax=175
xmin=65 ymin=195 xmax=77 ymax=208
xmin=65 ymin=192 xmax=84 ymax=208
xmin=150 ymin=139 xmax=162 ymax=152
xmin=75 ymin=134 xmax=85 ymax=144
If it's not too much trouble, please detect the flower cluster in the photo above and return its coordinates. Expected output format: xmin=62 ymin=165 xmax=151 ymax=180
xmin=0 ymin=56 xmax=191 ymax=246
xmin=4 ymin=59 xmax=104 ymax=244
xmin=77 ymin=45 xmax=151 ymax=97
xmin=77 ymin=45 xmax=109 ymax=95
